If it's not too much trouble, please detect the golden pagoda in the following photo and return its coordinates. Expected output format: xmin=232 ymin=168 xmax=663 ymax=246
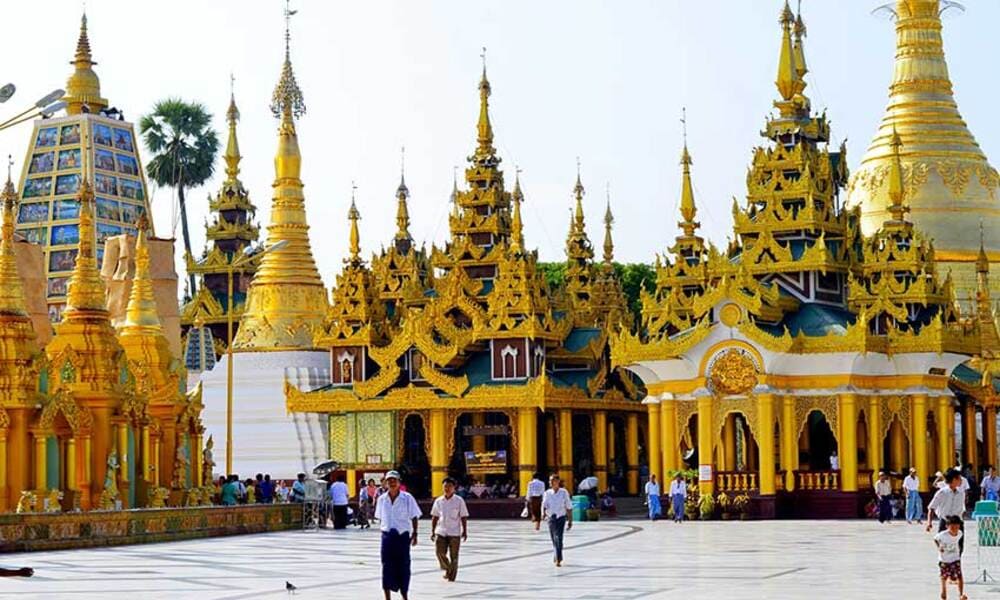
xmin=288 ymin=63 xmax=643 ymax=499
xmin=232 ymin=23 xmax=327 ymax=350
xmin=562 ymin=170 xmax=597 ymax=326
xmin=15 ymin=14 xmax=153 ymax=321
xmin=847 ymin=0 xmax=1000 ymax=304
xmin=181 ymin=87 xmax=260 ymax=364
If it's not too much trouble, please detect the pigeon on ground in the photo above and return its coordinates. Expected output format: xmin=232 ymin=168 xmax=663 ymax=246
xmin=286 ymin=581 xmax=297 ymax=595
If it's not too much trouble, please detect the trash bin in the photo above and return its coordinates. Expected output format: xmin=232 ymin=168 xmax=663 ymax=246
xmin=572 ymin=495 xmax=588 ymax=522
xmin=974 ymin=501 xmax=1000 ymax=547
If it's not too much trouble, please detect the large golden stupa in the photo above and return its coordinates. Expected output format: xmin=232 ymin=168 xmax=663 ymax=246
xmin=847 ymin=0 xmax=1000 ymax=301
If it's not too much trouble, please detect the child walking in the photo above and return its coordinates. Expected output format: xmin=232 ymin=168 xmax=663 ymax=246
xmin=934 ymin=515 xmax=967 ymax=600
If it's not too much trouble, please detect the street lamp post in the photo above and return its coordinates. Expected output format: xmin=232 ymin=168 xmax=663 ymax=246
xmin=224 ymin=240 xmax=287 ymax=475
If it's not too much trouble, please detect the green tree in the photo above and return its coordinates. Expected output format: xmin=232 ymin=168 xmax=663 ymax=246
xmin=139 ymin=99 xmax=220 ymax=295
xmin=537 ymin=262 xmax=566 ymax=290
xmin=615 ymin=262 xmax=656 ymax=317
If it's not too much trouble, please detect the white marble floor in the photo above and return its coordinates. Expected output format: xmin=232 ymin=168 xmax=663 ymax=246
xmin=0 ymin=519 xmax=993 ymax=599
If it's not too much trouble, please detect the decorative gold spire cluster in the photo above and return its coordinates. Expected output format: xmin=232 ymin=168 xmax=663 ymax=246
xmin=774 ymin=0 xmax=807 ymax=110
xmin=0 ymin=173 xmax=27 ymax=317
xmin=511 ymin=171 xmax=525 ymax=254
xmin=234 ymin=5 xmax=327 ymax=350
xmin=347 ymin=186 xmax=362 ymax=266
xmin=474 ymin=49 xmax=496 ymax=165
xmin=122 ymin=222 xmax=161 ymax=332
xmin=678 ymin=143 xmax=699 ymax=238
xmin=64 ymin=13 xmax=108 ymax=115
xmin=602 ymin=190 xmax=614 ymax=268
xmin=885 ymin=127 xmax=910 ymax=227
xmin=64 ymin=179 xmax=108 ymax=313
xmin=563 ymin=167 xmax=597 ymax=323
xmin=395 ymin=171 xmax=412 ymax=247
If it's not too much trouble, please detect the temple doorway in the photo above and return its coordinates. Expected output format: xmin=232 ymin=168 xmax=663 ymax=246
xmin=572 ymin=413 xmax=594 ymax=486
xmin=799 ymin=410 xmax=837 ymax=471
xmin=449 ymin=412 xmax=514 ymax=497
xmin=401 ymin=413 xmax=430 ymax=498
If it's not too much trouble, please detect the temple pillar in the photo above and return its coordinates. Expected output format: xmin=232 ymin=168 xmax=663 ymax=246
xmin=116 ymin=422 xmax=129 ymax=484
xmin=757 ymin=394 xmax=776 ymax=495
xmin=0 ymin=429 xmax=7 ymax=512
xmin=429 ymin=409 xmax=447 ymax=495
xmin=722 ymin=413 xmax=737 ymax=471
xmin=592 ymin=411 xmax=608 ymax=491
xmin=192 ymin=432 xmax=203 ymax=489
xmin=160 ymin=422 xmax=176 ymax=490
xmin=141 ymin=423 xmax=151 ymax=483
xmin=937 ymin=397 xmax=954 ymax=472
xmin=889 ymin=418 xmax=905 ymax=473
xmin=867 ymin=397 xmax=882 ymax=476
xmin=90 ymin=406 xmax=112 ymax=508
xmin=5 ymin=408 xmax=30 ymax=510
xmin=558 ymin=410 xmax=573 ymax=489
xmin=32 ymin=431 xmax=47 ymax=491
xmin=545 ymin=416 xmax=557 ymax=472
xmin=963 ymin=402 xmax=978 ymax=473
xmin=697 ymin=396 xmax=714 ymax=495
xmin=471 ymin=412 xmax=486 ymax=454
xmin=607 ymin=421 xmax=616 ymax=465
xmin=646 ymin=403 xmax=661 ymax=485
xmin=346 ymin=468 xmax=357 ymax=498
xmin=518 ymin=408 xmax=538 ymax=496
xmin=838 ymin=394 xmax=858 ymax=492
xmin=781 ymin=396 xmax=796 ymax=491
xmin=660 ymin=398 xmax=678 ymax=473
xmin=986 ymin=405 xmax=998 ymax=469
xmin=66 ymin=437 xmax=77 ymax=491
xmin=912 ymin=394 xmax=929 ymax=492
xmin=626 ymin=413 xmax=639 ymax=494
xmin=78 ymin=435 xmax=92 ymax=510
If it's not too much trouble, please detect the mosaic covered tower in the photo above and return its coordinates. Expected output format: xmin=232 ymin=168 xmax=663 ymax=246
xmin=181 ymin=89 xmax=260 ymax=362
xmin=15 ymin=15 xmax=151 ymax=322
xmin=847 ymin=0 xmax=1000 ymax=303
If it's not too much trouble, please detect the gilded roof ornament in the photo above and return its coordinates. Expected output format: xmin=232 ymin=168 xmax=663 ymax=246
xmin=511 ymin=168 xmax=525 ymax=254
xmin=224 ymin=77 xmax=243 ymax=186
xmin=0 ymin=160 xmax=27 ymax=317
xmin=270 ymin=1 xmax=305 ymax=120
xmin=348 ymin=183 xmax=362 ymax=266
xmin=64 ymin=12 xmax=108 ymax=114
xmin=775 ymin=1 xmax=804 ymax=102
xmin=64 ymin=178 xmax=108 ymax=313
xmin=603 ymin=186 xmax=614 ymax=267
xmin=474 ymin=47 xmax=496 ymax=163
xmin=122 ymin=227 xmax=162 ymax=332
xmin=395 ymin=148 xmax=412 ymax=244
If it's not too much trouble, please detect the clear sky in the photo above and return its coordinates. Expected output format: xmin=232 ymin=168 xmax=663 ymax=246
xmin=3 ymin=0 xmax=999 ymax=286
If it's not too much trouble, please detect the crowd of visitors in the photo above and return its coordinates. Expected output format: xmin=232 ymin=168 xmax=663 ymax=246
xmin=215 ymin=473 xmax=290 ymax=505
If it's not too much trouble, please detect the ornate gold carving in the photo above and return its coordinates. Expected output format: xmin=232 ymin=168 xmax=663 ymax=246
xmin=707 ymin=348 xmax=759 ymax=397
xmin=794 ymin=396 xmax=840 ymax=443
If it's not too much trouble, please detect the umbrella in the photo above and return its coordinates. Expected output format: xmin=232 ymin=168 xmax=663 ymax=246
xmin=312 ymin=460 xmax=340 ymax=477
xmin=578 ymin=476 xmax=599 ymax=491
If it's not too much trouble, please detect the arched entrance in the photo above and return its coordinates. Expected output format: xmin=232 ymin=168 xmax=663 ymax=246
xmin=401 ymin=413 xmax=430 ymax=498
xmin=449 ymin=412 xmax=514 ymax=495
xmin=572 ymin=413 xmax=594 ymax=485
xmin=800 ymin=410 xmax=837 ymax=471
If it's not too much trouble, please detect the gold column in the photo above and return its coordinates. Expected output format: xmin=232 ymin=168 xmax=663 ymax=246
xmin=152 ymin=434 xmax=161 ymax=487
xmin=963 ymin=402 xmax=978 ymax=473
xmin=33 ymin=432 xmax=47 ymax=491
xmin=346 ymin=468 xmax=357 ymax=498
xmin=986 ymin=406 xmax=998 ymax=469
xmin=471 ymin=412 xmax=486 ymax=454
xmin=867 ymin=397 xmax=882 ymax=475
xmin=141 ymin=424 xmax=151 ymax=483
xmin=697 ymin=396 xmax=714 ymax=495
xmin=607 ymin=422 xmax=616 ymax=465
xmin=117 ymin=423 xmax=129 ymax=484
xmin=889 ymin=418 xmax=905 ymax=472
xmin=0 ymin=431 xmax=7 ymax=512
xmin=80 ymin=436 xmax=92 ymax=510
xmin=838 ymin=394 xmax=858 ymax=492
xmin=193 ymin=432 xmax=203 ymax=488
xmin=626 ymin=413 xmax=639 ymax=494
xmin=782 ymin=396 xmax=796 ymax=491
xmin=66 ymin=437 xmax=77 ymax=491
xmin=6 ymin=409 xmax=29 ymax=511
xmin=660 ymin=399 xmax=678 ymax=473
xmin=722 ymin=413 xmax=737 ymax=471
xmin=558 ymin=410 xmax=573 ymax=488
xmin=912 ymin=394 xmax=929 ymax=492
xmin=545 ymin=416 xmax=557 ymax=472
xmin=757 ymin=394 xmax=776 ymax=495
xmin=646 ymin=403 xmax=661 ymax=485
xmin=518 ymin=408 xmax=538 ymax=496
xmin=937 ymin=397 xmax=953 ymax=472
xmin=429 ymin=409 xmax=447 ymax=495
xmin=90 ymin=406 xmax=112 ymax=508
xmin=593 ymin=411 xmax=608 ymax=491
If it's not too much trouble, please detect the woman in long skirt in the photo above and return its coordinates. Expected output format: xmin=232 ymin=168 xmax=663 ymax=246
xmin=644 ymin=475 xmax=662 ymax=520
xmin=669 ymin=474 xmax=687 ymax=523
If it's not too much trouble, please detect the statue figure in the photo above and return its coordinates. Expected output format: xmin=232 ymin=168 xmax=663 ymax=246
xmin=15 ymin=491 xmax=37 ymax=514
xmin=99 ymin=450 xmax=121 ymax=510
xmin=148 ymin=487 xmax=169 ymax=509
xmin=201 ymin=435 xmax=216 ymax=486
xmin=172 ymin=440 xmax=190 ymax=489
xmin=44 ymin=489 xmax=64 ymax=513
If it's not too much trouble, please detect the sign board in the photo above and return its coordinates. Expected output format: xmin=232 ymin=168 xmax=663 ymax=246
xmin=462 ymin=425 xmax=510 ymax=437
xmin=698 ymin=464 xmax=713 ymax=482
xmin=366 ymin=454 xmax=383 ymax=465
xmin=464 ymin=450 xmax=508 ymax=475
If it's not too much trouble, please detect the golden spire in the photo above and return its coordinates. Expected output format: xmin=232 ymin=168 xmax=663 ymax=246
xmin=223 ymin=76 xmax=243 ymax=186
xmin=234 ymin=1 xmax=327 ymax=350
xmin=474 ymin=47 xmax=496 ymax=162
xmin=64 ymin=178 xmax=108 ymax=313
xmin=511 ymin=168 xmax=524 ymax=253
xmin=0 ymin=164 xmax=27 ymax=317
xmin=121 ymin=218 xmax=162 ymax=332
xmin=603 ymin=186 xmax=615 ymax=267
xmin=775 ymin=1 xmax=803 ymax=102
xmin=978 ymin=221 xmax=990 ymax=276
xmin=573 ymin=159 xmax=586 ymax=234
xmin=450 ymin=166 xmax=460 ymax=220
xmin=348 ymin=183 xmax=361 ymax=265
xmin=793 ymin=0 xmax=808 ymax=80
xmin=64 ymin=13 xmax=108 ymax=115
xmin=678 ymin=141 xmax=700 ymax=237
xmin=886 ymin=126 xmax=909 ymax=224
xmin=395 ymin=148 xmax=411 ymax=243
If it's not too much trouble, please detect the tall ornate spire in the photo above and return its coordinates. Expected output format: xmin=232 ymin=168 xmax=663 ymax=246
xmin=886 ymin=127 xmax=910 ymax=225
xmin=511 ymin=169 xmax=525 ymax=253
xmin=64 ymin=13 xmax=108 ymax=115
xmin=234 ymin=1 xmax=327 ymax=349
xmin=474 ymin=48 xmax=496 ymax=163
xmin=395 ymin=150 xmax=411 ymax=244
xmin=793 ymin=1 xmax=808 ymax=80
xmin=224 ymin=79 xmax=243 ymax=188
xmin=122 ymin=220 xmax=162 ymax=332
xmin=775 ymin=1 xmax=804 ymax=102
xmin=0 ymin=169 xmax=27 ymax=317
xmin=348 ymin=184 xmax=362 ymax=266
xmin=572 ymin=160 xmax=586 ymax=235
xmin=678 ymin=143 xmax=700 ymax=237
xmin=64 ymin=179 xmax=108 ymax=313
xmin=603 ymin=187 xmax=615 ymax=267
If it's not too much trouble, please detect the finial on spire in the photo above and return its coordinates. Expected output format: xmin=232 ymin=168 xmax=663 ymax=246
xmin=511 ymin=167 xmax=524 ymax=253
xmin=886 ymin=125 xmax=909 ymax=222
xmin=271 ymin=0 xmax=305 ymax=119
xmin=603 ymin=184 xmax=615 ymax=266
xmin=474 ymin=48 xmax=495 ymax=161
xmin=348 ymin=181 xmax=361 ymax=264
xmin=0 ymin=154 xmax=26 ymax=317
xmin=776 ymin=0 xmax=805 ymax=102
xmin=395 ymin=155 xmax=411 ymax=243
xmin=978 ymin=219 xmax=990 ymax=275
xmin=122 ymin=225 xmax=162 ymax=331
xmin=573 ymin=159 xmax=585 ymax=231
xmin=678 ymin=129 xmax=700 ymax=237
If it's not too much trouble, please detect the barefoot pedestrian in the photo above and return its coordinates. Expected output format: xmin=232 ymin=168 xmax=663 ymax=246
xmin=375 ymin=470 xmax=422 ymax=600
xmin=431 ymin=477 xmax=469 ymax=582
xmin=542 ymin=474 xmax=573 ymax=567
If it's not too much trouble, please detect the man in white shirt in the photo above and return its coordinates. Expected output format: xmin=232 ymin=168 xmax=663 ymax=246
xmin=927 ymin=468 xmax=967 ymax=555
xmin=329 ymin=474 xmax=350 ymax=530
xmin=374 ymin=470 xmax=422 ymax=600
xmin=526 ymin=472 xmax=546 ymax=531
xmin=902 ymin=468 xmax=922 ymax=524
xmin=430 ymin=477 xmax=469 ymax=582
xmin=644 ymin=474 xmax=661 ymax=520
xmin=669 ymin=474 xmax=687 ymax=523
xmin=541 ymin=474 xmax=573 ymax=567
xmin=829 ymin=450 xmax=839 ymax=471
xmin=983 ymin=466 xmax=1000 ymax=501
xmin=874 ymin=471 xmax=893 ymax=523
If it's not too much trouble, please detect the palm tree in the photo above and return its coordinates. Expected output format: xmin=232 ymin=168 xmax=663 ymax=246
xmin=140 ymin=99 xmax=220 ymax=295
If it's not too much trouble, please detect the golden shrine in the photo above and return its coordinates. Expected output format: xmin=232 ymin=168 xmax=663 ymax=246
xmin=0 ymin=15 xmax=205 ymax=515
xmin=612 ymin=0 xmax=1000 ymax=517
xmin=285 ymin=62 xmax=642 ymax=498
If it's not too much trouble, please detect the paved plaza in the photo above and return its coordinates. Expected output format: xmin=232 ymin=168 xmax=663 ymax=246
xmin=0 ymin=519 xmax=991 ymax=599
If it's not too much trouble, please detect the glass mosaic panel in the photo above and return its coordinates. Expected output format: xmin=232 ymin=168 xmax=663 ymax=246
xmin=119 ymin=178 xmax=143 ymax=200
xmin=96 ymin=223 xmax=121 ymax=243
xmin=28 ymin=151 xmax=54 ymax=174
xmin=50 ymin=223 xmax=79 ymax=246
xmin=17 ymin=201 xmax=48 ymax=222
xmin=96 ymin=197 xmax=120 ymax=221
xmin=22 ymin=177 xmax=51 ymax=199
xmin=55 ymin=174 xmax=80 ymax=196
xmin=95 ymin=148 xmax=115 ymax=172
xmin=112 ymin=128 xmax=133 ymax=152
xmin=47 ymin=277 xmax=68 ymax=297
xmin=93 ymin=123 xmax=112 ymax=146
xmin=35 ymin=127 xmax=58 ymax=147
xmin=48 ymin=248 xmax=77 ymax=272
xmin=57 ymin=148 xmax=81 ymax=171
xmin=53 ymin=199 xmax=79 ymax=220
xmin=116 ymin=154 xmax=138 ymax=176
xmin=59 ymin=124 xmax=80 ymax=145
xmin=94 ymin=173 xmax=117 ymax=196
